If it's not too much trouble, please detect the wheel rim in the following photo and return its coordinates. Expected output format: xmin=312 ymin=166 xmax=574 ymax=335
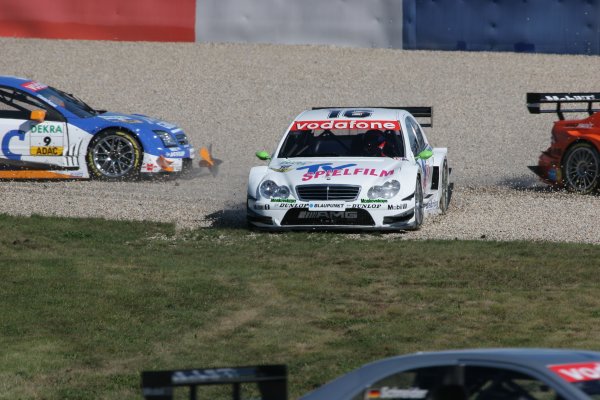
xmin=91 ymin=134 xmax=136 ymax=178
xmin=565 ymin=147 xmax=599 ymax=192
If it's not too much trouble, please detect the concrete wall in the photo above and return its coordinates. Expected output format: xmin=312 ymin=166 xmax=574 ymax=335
xmin=1 ymin=0 xmax=598 ymax=55
xmin=195 ymin=0 xmax=404 ymax=48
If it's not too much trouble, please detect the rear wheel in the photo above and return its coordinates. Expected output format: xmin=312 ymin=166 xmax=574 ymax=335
xmin=87 ymin=130 xmax=142 ymax=180
xmin=562 ymin=142 xmax=600 ymax=194
xmin=410 ymin=177 xmax=424 ymax=230
xmin=439 ymin=159 xmax=450 ymax=214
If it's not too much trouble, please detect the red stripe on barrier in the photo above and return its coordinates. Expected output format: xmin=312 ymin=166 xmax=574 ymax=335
xmin=0 ymin=0 xmax=195 ymax=42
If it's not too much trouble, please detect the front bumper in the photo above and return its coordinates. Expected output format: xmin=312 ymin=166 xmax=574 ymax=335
xmin=529 ymin=151 xmax=562 ymax=186
xmin=247 ymin=198 xmax=416 ymax=230
xmin=141 ymin=147 xmax=195 ymax=174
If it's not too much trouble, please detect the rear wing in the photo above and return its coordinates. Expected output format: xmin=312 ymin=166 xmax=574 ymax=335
xmin=526 ymin=93 xmax=600 ymax=120
xmin=141 ymin=365 xmax=287 ymax=400
xmin=311 ymin=107 xmax=433 ymax=127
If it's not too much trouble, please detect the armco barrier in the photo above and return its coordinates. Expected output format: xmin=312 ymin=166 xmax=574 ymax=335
xmin=403 ymin=0 xmax=600 ymax=55
xmin=0 ymin=0 xmax=195 ymax=42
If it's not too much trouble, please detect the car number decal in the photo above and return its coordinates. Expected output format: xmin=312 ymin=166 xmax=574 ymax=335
xmin=29 ymin=123 xmax=64 ymax=156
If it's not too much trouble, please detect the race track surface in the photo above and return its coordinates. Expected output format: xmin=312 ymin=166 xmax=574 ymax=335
xmin=1 ymin=38 xmax=599 ymax=243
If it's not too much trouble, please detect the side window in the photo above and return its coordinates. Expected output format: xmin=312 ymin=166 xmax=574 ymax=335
xmin=405 ymin=118 xmax=420 ymax=156
xmin=406 ymin=117 xmax=426 ymax=153
xmin=352 ymin=365 xmax=564 ymax=400
xmin=412 ymin=120 xmax=426 ymax=151
xmin=0 ymin=87 xmax=63 ymax=122
xmin=352 ymin=366 xmax=460 ymax=400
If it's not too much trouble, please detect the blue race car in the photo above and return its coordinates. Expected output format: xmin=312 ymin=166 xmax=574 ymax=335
xmin=0 ymin=76 xmax=194 ymax=179
xmin=141 ymin=349 xmax=600 ymax=400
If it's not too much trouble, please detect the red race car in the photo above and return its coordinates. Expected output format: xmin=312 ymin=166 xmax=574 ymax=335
xmin=527 ymin=92 xmax=600 ymax=193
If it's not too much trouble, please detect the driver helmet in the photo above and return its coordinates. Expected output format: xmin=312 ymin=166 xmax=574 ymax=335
xmin=364 ymin=129 xmax=386 ymax=156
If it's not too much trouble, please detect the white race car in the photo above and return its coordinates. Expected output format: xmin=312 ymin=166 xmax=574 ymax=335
xmin=247 ymin=107 xmax=450 ymax=230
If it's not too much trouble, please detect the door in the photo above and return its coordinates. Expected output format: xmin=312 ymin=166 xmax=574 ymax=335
xmin=0 ymin=86 xmax=67 ymax=167
xmin=405 ymin=116 xmax=434 ymax=197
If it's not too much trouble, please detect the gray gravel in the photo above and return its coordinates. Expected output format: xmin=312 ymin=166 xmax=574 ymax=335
xmin=0 ymin=38 xmax=599 ymax=243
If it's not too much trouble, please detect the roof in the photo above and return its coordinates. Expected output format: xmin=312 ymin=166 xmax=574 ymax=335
xmin=0 ymin=75 xmax=33 ymax=87
xmin=295 ymin=108 xmax=410 ymax=122
xmin=300 ymin=348 xmax=600 ymax=400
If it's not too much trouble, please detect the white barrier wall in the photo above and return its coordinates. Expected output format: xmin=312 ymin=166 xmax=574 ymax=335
xmin=195 ymin=0 xmax=404 ymax=48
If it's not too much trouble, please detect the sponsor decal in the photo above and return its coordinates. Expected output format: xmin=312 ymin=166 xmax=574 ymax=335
xmin=172 ymin=368 xmax=239 ymax=384
xmin=388 ymin=204 xmax=408 ymax=210
xmin=1 ymin=130 xmax=26 ymax=160
xmin=99 ymin=115 xmax=143 ymax=124
xmin=549 ymin=362 xmax=600 ymax=382
xmin=354 ymin=204 xmax=381 ymax=209
xmin=425 ymin=200 xmax=436 ymax=210
xmin=365 ymin=387 xmax=428 ymax=399
xmin=21 ymin=81 xmax=48 ymax=92
xmin=30 ymin=146 xmax=63 ymax=156
xmin=135 ymin=115 xmax=178 ymax=130
xmin=297 ymin=163 xmax=393 ymax=182
xmin=30 ymin=124 xmax=63 ymax=134
xmin=297 ymin=162 xmax=357 ymax=174
xmin=298 ymin=211 xmax=357 ymax=219
xmin=270 ymin=161 xmax=307 ymax=173
xmin=292 ymin=120 xmax=400 ymax=131
xmin=29 ymin=124 xmax=64 ymax=155
xmin=308 ymin=202 xmax=346 ymax=210
xmin=578 ymin=123 xmax=594 ymax=128
xmin=276 ymin=203 xmax=309 ymax=209
xmin=166 ymin=151 xmax=185 ymax=157
xmin=144 ymin=163 xmax=157 ymax=172
xmin=254 ymin=204 xmax=270 ymax=210
xmin=361 ymin=199 xmax=388 ymax=203
xmin=270 ymin=198 xmax=296 ymax=203
xmin=544 ymin=94 xmax=596 ymax=101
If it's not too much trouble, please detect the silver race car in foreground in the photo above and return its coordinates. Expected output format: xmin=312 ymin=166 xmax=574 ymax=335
xmin=141 ymin=348 xmax=600 ymax=400
xmin=247 ymin=107 xmax=450 ymax=230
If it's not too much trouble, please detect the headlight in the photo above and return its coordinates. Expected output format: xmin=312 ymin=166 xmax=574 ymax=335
xmin=367 ymin=179 xmax=400 ymax=199
xmin=155 ymin=130 xmax=178 ymax=148
xmin=259 ymin=180 xmax=291 ymax=199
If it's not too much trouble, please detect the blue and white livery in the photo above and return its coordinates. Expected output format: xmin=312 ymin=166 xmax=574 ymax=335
xmin=0 ymin=76 xmax=194 ymax=179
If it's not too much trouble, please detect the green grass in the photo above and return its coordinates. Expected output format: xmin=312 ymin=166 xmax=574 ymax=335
xmin=1 ymin=214 xmax=600 ymax=399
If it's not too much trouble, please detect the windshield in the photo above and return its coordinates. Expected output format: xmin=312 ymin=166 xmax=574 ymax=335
xmin=278 ymin=123 xmax=404 ymax=158
xmin=37 ymin=87 xmax=100 ymax=118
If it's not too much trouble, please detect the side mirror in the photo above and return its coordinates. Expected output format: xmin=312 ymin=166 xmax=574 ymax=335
xmin=256 ymin=151 xmax=271 ymax=161
xmin=30 ymin=109 xmax=46 ymax=122
xmin=416 ymin=149 xmax=433 ymax=160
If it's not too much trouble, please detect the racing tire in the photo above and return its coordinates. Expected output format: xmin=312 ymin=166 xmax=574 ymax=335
xmin=439 ymin=159 xmax=450 ymax=214
xmin=562 ymin=142 xmax=600 ymax=194
xmin=87 ymin=130 xmax=142 ymax=180
xmin=409 ymin=177 xmax=424 ymax=231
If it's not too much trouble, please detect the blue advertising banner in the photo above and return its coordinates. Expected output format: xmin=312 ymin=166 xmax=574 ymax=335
xmin=403 ymin=0 xmax=600 ymax=55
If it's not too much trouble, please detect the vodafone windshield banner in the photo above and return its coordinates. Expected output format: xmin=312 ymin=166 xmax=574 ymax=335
xmin=549 ymin=362 xmax=600 ymax=382
xmin=292 ymin=120 xmax=400 ymax=131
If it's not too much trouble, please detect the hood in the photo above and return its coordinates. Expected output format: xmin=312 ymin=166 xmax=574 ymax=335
xmin=96 ymin=112 xmax=182 ymax=134
xmin=267 ymin=157 xmax=405 ymax=186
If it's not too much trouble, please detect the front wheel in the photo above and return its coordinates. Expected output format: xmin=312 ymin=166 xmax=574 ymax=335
xmin=410 ymin=177 xmax=424 ymax=230
xmin=439 ymin=159 xmax=450 ymax=214
xmin=87 ymin=130 xmax=142 ymax=180
xmin=562 ymin=142 xmax=600 ymax=194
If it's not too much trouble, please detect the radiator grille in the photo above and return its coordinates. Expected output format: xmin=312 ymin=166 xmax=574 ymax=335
xmin=296 ymin=185 xmax=360 ymax=201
